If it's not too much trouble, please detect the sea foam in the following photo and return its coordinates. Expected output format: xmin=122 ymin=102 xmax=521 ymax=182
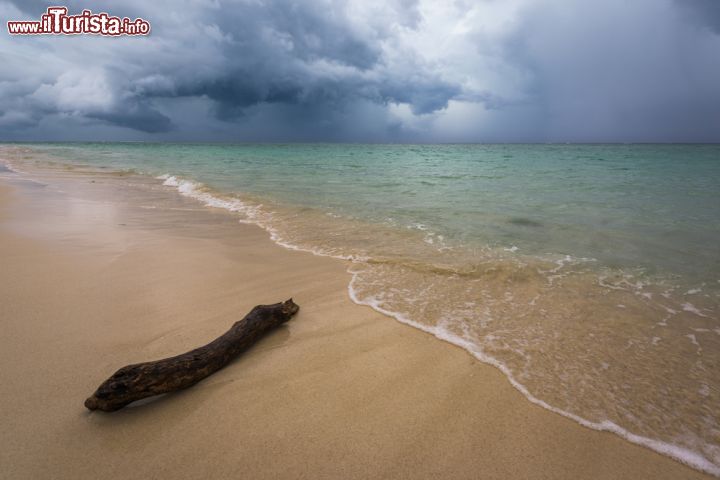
xmin=157 ymin=171 xmax=720 ymax=478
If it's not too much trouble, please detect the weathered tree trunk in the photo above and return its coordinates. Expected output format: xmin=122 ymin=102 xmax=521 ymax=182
xmin=84 ymin=299 xmax=299 ymax=412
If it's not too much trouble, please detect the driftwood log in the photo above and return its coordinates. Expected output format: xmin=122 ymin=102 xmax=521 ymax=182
xmin=84 ymin=299 xmax=299 ymax=412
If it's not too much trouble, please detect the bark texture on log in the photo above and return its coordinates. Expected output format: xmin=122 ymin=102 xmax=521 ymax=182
xmin=84 ymin=298 xmax=299 ymax=412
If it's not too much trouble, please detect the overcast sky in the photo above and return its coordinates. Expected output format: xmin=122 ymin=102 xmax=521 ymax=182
xmin=1 ymin=0 xmax=719 ymax=142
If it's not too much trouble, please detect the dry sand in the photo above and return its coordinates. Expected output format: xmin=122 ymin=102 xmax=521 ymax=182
xmin=0 ymin=165 xmax=711 ymax=479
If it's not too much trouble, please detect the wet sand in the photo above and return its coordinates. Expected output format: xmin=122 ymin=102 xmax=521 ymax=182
xmin=0 ymin=164 xmax=712 ymax=479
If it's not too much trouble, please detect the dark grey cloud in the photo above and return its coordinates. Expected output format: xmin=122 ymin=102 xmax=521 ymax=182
xmin=1 ymin=0 xmax=465 ymax=138
xmin=0 ymin=0 xmax=719 ymax=142
xmin=506 ymin=0 xmax=720 ymax=143
xmin=677 ymin=0 xmax=720 ymax=33
xmin=124 ymin=0 xmax=460 ymax=120
xmin=87 ymin=105 xmax=173 ymax=133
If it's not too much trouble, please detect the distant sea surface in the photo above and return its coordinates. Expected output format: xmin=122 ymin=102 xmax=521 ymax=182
xmin=6 ymin=143 xmax=720 ymax=475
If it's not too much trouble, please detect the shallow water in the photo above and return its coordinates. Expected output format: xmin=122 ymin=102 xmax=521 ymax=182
xmin=3 ymin=143 xmax=719 ymax=475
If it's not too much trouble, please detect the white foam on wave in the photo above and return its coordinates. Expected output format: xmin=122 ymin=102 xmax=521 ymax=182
xmin=0 ymin=159 xmax=19 ymax=174
xmin=157 ymin=173 xmax=364 ymax=263
xmin=407 ymin=222 xmax=450 ymax=251
xmin=682 ymin=302 xmax=708 ymax=317
xmin=538 ymin=254 xmax=596 ymax=285
xmin=158 ymin=174 xmax=261 ymax=217
xmin=156 ymin=171 xmax=720 ymax=478
xmin=347 ymin=269 xmax=720 ymax=477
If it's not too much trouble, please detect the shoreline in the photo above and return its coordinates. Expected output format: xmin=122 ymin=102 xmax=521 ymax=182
xmin=0 ymin=160 xmax=714 ymax=479
xmin=148 ymin=156 xmax=720 ymax=476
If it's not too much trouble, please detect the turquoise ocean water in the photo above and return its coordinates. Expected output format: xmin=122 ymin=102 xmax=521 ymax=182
xmin=4 ymin=143 xmax=720 ymax=475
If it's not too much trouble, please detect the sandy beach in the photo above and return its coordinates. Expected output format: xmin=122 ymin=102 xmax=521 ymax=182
xmin=0 ymin=163 xmax=712 ymax=479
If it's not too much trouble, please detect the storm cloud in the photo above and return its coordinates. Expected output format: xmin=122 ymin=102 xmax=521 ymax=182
xmin=0 ymin=0 xmax=718 ymax=142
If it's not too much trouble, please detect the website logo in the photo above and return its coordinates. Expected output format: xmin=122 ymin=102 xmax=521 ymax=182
xmin=7 ymin=6 xmax=151 ymax=36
